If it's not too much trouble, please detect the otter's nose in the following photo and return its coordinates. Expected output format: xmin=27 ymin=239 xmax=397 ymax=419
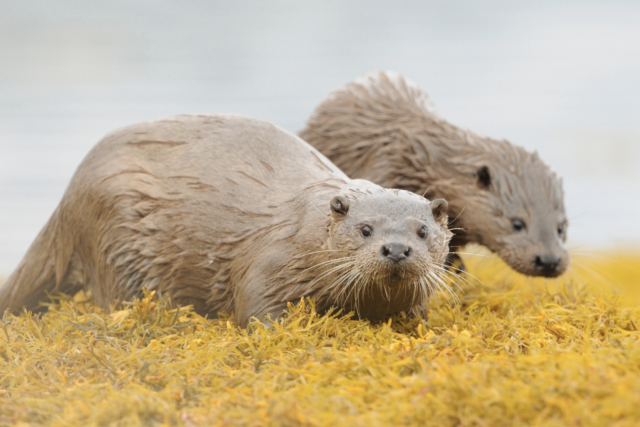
xmin=382 ymin=244 xmax=411 ymax=263
xmin=534 ymin=254 xmax=561 ymax=276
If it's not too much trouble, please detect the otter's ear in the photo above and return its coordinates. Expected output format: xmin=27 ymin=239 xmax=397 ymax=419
xmin=330 ymin=196 xmax=349 ymax=217
xmin=430 ymin=198 xmax=448 ymax=226
xmin=477 ymin=166 xmax=491 ymax=188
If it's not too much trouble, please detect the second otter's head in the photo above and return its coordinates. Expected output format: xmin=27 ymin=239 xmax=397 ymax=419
xmin=299 ymin=70 xmax=569 ymax=279
xmin=317 ymin=187 xmax=452 ymax=319
xmin=452 ymin=149 xmax=569 ymax=278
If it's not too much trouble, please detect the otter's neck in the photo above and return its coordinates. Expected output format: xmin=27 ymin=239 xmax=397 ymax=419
xmin=380 ymin=116 xmax=491 ymax=250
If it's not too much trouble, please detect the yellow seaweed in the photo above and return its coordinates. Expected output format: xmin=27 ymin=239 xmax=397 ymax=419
xmin=1 ymin=250 xmax=640 ymax=426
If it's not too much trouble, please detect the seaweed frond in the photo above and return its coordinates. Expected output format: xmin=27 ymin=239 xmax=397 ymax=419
xmin=1 ymin=251 xmax=640 ymax=426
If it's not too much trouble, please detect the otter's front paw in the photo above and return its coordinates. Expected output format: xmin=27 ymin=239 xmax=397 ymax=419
xmin=445 ymin=253 xmax=466 ymax=275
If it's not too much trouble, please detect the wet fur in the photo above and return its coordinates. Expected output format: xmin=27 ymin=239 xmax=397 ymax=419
xmin=0 ymin=114 xmax=451 ymax=326
xmin=300 ymin=71 xmax=569 ymax=277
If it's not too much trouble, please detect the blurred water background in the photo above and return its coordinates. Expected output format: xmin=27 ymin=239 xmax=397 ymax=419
xmin=1 ymin=0 xmax=639 ymax=275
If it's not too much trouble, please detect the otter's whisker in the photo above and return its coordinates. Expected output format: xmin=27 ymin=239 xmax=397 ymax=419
xmin=304 ymin=261 xmax=356 ymax=292
xmin=340 ymin=267 xmax=367 ymax=311
xmin=430 ymin=263 xmax=476 ymax=291
xmin=452 ymin=251 xmax=493 ymax=259
xmin=448 ymin=207 xmax=466 ymax=227
xmin=419 ymin=276 xmax=434 ymax=298
xmin=427 ymin=269 xmax=459 ymax=304
xmin=319 ymin=268 xmax=360 ymax=302
xmin=293 ymin=249 xmax=351 ymax=260
xmin=300 ymin=256 xmax=357 ymax=274
xmin=442 ymin=262 xmax=484 ymax=288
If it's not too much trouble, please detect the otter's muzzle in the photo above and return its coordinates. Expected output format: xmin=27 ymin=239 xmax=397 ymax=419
xmin=534 ymin=254 xmax=561 ymax=277
xmin=381 ymin=243 xmax=411 ymax=263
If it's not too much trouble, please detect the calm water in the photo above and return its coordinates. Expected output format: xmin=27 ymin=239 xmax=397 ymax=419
xmin=1 ymin=0 xmax=640 ymax=274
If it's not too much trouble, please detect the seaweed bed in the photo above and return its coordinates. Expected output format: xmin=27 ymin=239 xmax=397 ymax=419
xmin=2 ymin=250 xmax=640 ymax=426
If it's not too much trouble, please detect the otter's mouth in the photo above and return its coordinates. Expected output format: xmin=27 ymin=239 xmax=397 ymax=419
xmin=380 ymin=269 xmax=420 ymax=285
xmin=365 ymin=261 xmax=421 ymax=287
xmin=531 ymin=268 xmax=565 ymax=278
xmin=387 ymin=273 xmax=403 ymax=283
xmin=498 ymin=251 xmax=568 ymax=278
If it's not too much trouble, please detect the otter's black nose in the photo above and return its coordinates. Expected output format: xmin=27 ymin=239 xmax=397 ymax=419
xmin=382 ymin=244 xmax=411 ymax=263
xmin=534 ymin=254 xmax=561 ymax=276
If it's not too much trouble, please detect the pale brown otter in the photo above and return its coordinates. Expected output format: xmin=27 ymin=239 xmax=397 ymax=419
xmin=300 ymin=71 xmax=568 ymax=278
xmin=0 ymin=114 xmax=452 ymax=326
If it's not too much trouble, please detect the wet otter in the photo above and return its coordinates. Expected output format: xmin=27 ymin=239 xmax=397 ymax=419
xmin=0 ymin=114 xmax=452 ymax=326
xmin=300 ymin=71 xmax=568 ymax=277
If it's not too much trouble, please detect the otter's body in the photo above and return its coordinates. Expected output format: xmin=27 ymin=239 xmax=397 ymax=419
xmin=300 ymin=71 xmax=569 ymax=277
xmin=0 ymin=114 xmax=451 ymax=326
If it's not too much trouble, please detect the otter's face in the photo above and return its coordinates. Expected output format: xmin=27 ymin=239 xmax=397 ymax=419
xmin=471 ymin=161 xmax=569 ymax=278
xmin=324 ymin=190 xmax=452 ymax=318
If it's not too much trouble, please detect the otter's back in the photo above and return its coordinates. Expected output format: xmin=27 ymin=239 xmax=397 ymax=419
xmin=49 ymin=114 xmax=349 ymax=311
xmin=77 ymin=114 xmax=347 ymax=209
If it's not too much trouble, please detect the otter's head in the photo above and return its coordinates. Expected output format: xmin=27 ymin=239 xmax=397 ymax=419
xmin=457 ymin=149 xmax=569 ymax=278
xmin=299 ymin=70 xmax=569 ymax=278
xmin=321 ymin=187 xmax=452 ymax=319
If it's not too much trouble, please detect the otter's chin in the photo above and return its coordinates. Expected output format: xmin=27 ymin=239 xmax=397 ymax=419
xmin=344 ymin=274 xmax=425 ymax=320
xmin=500 ymin=255 xmax=568 ymax=278
xmin=374 ymin=270 xmax=421 ymax=288
xmin=494 ymin=245 xmax=570 ymax=279
xmin=528 ymin=268 xmax=566 ymax=278
xmin=387 ymin=273 xmax=402 ymax=283
xmin=362 ymin=260 xmax=420 ymax=286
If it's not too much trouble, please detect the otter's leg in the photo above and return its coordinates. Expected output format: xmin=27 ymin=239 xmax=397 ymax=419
xmin=0 ymin=210 xmax=82 ymax=314
xmin=409 ymin=304 xmax=428 ymax=321
xmin=445 ymin=253 xmax=466 ymax=275
xmin=236 ymin=299 xmax=290 ymax=329
xmin=232 ymin=272 xmax=288 ymax=328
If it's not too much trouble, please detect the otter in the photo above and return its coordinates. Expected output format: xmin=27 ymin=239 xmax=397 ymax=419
xmin=300 ymin=71 xmax=568 ymax=278
xmin=0 ymin=114 xmax=452 ymax=326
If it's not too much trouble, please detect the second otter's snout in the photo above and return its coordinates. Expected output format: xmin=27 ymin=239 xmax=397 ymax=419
xmin=381 ymin=243 xmax=411 ymax=263
xmin=534 ymin=253 xmax=562 ymax=277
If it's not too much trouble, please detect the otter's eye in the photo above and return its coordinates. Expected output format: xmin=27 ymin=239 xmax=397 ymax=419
xmin=361 ymin=225 xmax=372 ymax=238
xmin=512 ymin=219 xmax=526 ymax=232
xmin=418 ymin=226 xmax=428 ymax=239
xmin=557 ymin=224 xmax=564 ymax=235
